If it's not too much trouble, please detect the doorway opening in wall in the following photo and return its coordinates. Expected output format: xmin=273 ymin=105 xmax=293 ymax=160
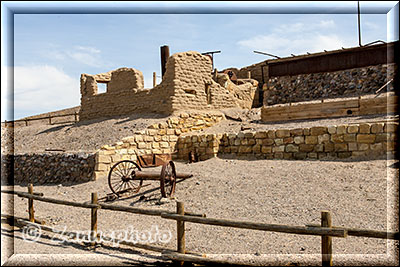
xmin=97 ymin=82 xmax=107 ymax=94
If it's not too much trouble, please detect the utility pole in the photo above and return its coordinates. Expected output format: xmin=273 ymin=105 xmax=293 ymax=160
xmin=358 ymin=1 xmax=362 ymax=46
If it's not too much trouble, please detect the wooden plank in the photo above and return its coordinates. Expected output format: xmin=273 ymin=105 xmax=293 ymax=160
xmin=161 ymin=213 xmax=347 ymax=237
xmin=306 ymin=224 xmax=399 ymax=240
xmin=162 ymin=252 xmax=240 ymax=266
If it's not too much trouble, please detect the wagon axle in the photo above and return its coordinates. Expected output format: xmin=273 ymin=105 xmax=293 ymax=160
xmin=108 ymin=158 xmax=192 ymax=199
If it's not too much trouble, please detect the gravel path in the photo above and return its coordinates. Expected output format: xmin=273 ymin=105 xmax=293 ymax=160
xmin=2 ymin=157 xmax=398 ymax=266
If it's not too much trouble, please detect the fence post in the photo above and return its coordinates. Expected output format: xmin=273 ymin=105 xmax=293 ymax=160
xmin=74 ymin=112 xmax=78 ymax=122
xmin=91 ymin=192 xmax=98 ymax=247
xmin=321 ymin=211 xmax=332 ymax=267
xmin=25 ymin=119 xmax=28 ymax=126
xmin=48 ymin=115 xmax=52 ymax=125
xmin=177 ymin=201 xmax=185 ymax=266
xmin=153 ymin=72 xmax=157 ymax=87
xmin=28 ymin=184 xmax=34 ymax=222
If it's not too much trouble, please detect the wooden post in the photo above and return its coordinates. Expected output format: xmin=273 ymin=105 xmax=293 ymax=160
xmin=25 ymin=119 xmax=28 ymax=126
xmin=28 ymin=184 xmax=34 ymax=222
xmin=48 ymin=115 xmax=52 ymax=125
xmin=74 ymin=112 xmax=78 ymax=122
xmin=321 ymin=211 xmax=333 ymax=267
xmin=160 ymin=45 xmax=170 ymax=79
xmin=177 ymin=201 xmax=185 ymax=266
xmin=247 ymin=71 xmax=251 ymax=79
xmin=153 ymin=72 xmax=157 ymax=87
xmin=91 ymin=192 xmax=98 ymax=247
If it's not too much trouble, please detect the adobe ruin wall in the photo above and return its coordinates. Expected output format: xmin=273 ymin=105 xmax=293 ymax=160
xmin=79 ymin=51 xmax=258 ymax=121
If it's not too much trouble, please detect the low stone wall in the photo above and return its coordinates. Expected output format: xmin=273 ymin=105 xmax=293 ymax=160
xmin=2 ymin=153 xmax=95 ymax=185
xmin=93 ymin=111 xmax=225 ymax=179
xmin=177 ymin=122 xmax=397 ymax=161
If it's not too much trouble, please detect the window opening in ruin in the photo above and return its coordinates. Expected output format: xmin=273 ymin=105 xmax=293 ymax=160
xmin=97 ymin=82 xmax=107 ymax=94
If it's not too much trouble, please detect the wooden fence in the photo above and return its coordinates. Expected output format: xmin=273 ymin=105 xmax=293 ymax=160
xmin=1 ymin=185 xmax=399 ymax=266
xmin=3 ymin=112 xmax=79 ymax=127
xmin=261 ymin=94 xmax=398 ymax=123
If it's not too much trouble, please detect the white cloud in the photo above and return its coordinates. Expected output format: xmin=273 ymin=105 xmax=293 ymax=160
xmin=13 ymin=65 xmax=80 ymax=119
xmin=237 ymin=19 xmax=352 ymax=57
xmin=45 ymin=45 xmax=104 ymax=67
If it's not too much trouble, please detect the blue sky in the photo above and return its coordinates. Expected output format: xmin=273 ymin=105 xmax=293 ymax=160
xmin=1 ymin=1 xmax=399 ymax=121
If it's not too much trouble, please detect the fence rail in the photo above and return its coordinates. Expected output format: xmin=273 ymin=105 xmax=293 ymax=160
xmin=3 ymin=112 xmax=79 ymax=126
xmin=1 ymin=185 xmax=399 ymax=266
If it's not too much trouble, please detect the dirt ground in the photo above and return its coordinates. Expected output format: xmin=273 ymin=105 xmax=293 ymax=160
xmin=2 ymin=157 xmax=399 ymax=266
xmin=1 ymin=105 xmax=399 ymax=266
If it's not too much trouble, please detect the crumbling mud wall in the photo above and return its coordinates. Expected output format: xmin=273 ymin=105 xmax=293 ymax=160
xmin=79 ymin=51 xmax=258 ymax=121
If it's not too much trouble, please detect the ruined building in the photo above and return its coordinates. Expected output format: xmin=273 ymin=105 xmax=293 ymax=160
xmin=79 ymin=51 xmax=258 ymax=121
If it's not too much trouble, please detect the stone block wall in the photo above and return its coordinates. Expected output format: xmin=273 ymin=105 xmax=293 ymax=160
xmin=2 ymin=153 xmax=95 ymax=185
xmin=93 ymin=111 xmax=225 ymax=179
xmin=177 ymin=122 xmax=397 ymax=161
xmin=79 ymin=51 xmax=258 ymax=121
xmin=227 ymin=63 xmax=395 ymax=106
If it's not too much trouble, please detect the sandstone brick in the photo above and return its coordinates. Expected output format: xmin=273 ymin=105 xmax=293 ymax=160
xmin=254 ymin=131 xmax=267 ymax=139
xmin=352 ymin=151 xmax=367 ymax=158
xmin=111 ymin=154 xmax=122 ymax=162
xmin=324 ymin=143 xmax=334 ymax=152
xmin=343 ymin=134 xmax=356 ymax=142
xmin=276 ymin=129 xmax=290 ymax=138
xmin=275 ymin=139 xmax=284 ymax=145
xmin=384 ymin=123 xmax=398 ymax=133
xmin=285 ymin=144 xmax=299 ymax=153
xmin=241 ymin=139 xmax=249 ymax=145
xmin=331 ymin=134 xmax=344 ymax=143
xmin=337 ymin=152 xmax=352 ymax=158
xmin=314 ymin=144 xmax=324 ymax=152
xmin=370 ymin=123 xmax=384 ymax=133
xmin=238 ymin=146 xmax=252 ymax=153
xmin=293 ymin=152 xmax=307 ymax=160
xmin=169 ymin=135 xmax=178 ymax=142
xmin=135 ymin=135 xmax=143 ymax=142
xmin=336 ymin=125 xmax=346 ymax=134
xmin=294 ymin=136 xmax=304 ymax=144
xmin=95 ymin=163 xmax=109 ymax=171
xmin=290 ymin=128 xmax=303 ymax=136
xmin=252 ymin=145 xmax=261 ymax=153
xmin=267 ymin=130 xmax=276 ymax=139
xmin=370 ymin=143 xmax=383 ymax=151
xmin=375 ymin=133 xmax=389 ymax=142
xmin=95 ymin=154 xmax=111 ymax=163
xmin=310 ymin=126 xmax=327 ymax=136
xmin=299 ymin=144 xmax=314 ymax=152
xmin=283 ymin=137 xmax=293 ymax=144
xmin=307 ymin=152 xmax=318 ymax=159
xmin=357 ymin=134 xmax=376 ymax=143
xmin=244 ymin=132 xmax=255 ymax=138
xmin=327 ymin=126 xmax=337 ymax=134
xmin=283 ymin=153 xmax=293 ymax=159
xmin=273 ymin=145 xmax=285 ymax=153
xmin=273 ymin=152 xmax=284 ymax=159
xmin=303 ymin=128 xmax=310 ymax=136
xmin=347 ymin=125 xmax=359 ymax=134
xmin=359 ymin=123 xmax=371 ymax=134
xmin=262 ymin=139 xmax=274 ymax=146
xmin=358 ymin=143 xmax=369 ymax=151
xmin=305 ymin=135 xmax=318 ymax=145
xmin=334 ymin=143 xmax=347 ymax=152
xmin=318 ymin=134 xmax=330 ymax=144
xmin=248 ymin=139 xmax=256 ymax=145
xmin=144 ymin=136 xmax=154 ymax=142
xmin=383 ymin=141 xmax=396 ymax=151
xmin=137 ymin=142 xmax=147 ymax=149
xmin=261 ymin=146 xmax=272 ymax=153
xmin=348 ymin=142 xmax=358 ymax=151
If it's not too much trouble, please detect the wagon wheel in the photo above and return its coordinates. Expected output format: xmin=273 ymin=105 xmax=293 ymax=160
xmin=160 ymin=161 xmax=177 ymax=198
xmin=108 ymin=160 xmax=143 ymax=196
